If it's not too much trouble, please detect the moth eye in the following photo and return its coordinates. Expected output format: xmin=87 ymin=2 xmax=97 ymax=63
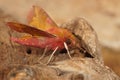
xmin=65 ymin=39 xmax=71 ymax=45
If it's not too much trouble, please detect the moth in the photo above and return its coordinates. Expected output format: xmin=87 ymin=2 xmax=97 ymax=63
xmin=7 ymin=6 xmax=78 ymax=61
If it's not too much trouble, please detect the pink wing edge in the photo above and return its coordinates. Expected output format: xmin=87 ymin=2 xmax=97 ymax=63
xmin=10 ymin=37 xmax=65 ymax=50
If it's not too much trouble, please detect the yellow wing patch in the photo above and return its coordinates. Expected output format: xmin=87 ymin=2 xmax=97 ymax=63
xmin=28 ymin=6 xmax=58 ymax=31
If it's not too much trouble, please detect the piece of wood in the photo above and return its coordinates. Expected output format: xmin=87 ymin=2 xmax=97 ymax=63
xmin=0 ymin=10 xmax=119 ymax=80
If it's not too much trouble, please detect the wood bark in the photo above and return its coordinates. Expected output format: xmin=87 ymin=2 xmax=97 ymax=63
xmin=0 ymin=10 xmax=119 ymax=80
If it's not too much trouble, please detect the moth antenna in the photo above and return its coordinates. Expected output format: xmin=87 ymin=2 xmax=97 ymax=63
xmin=38 ymin=46 xmax=48 ymax=61
xmin=64 ymin=42 xmax=72 ymax=59
xmin=46 ymin=47 xmax=58 ymax=64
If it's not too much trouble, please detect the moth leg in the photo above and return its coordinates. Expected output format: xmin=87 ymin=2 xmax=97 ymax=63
xmin=46 ymin=47 xmax=58 ymax=64
xmin=38 ymin=46 xmax=48 ymax=61
xmin=64 ymin=42 xmax=72 ymax=59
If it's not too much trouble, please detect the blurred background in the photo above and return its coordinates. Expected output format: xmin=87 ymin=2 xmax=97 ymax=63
xmin=0 ymin=0 xmax=120 ymax=76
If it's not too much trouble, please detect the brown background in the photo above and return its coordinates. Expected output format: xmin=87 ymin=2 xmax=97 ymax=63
xmin=0 ymin=0 xmax=120 ymax=76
